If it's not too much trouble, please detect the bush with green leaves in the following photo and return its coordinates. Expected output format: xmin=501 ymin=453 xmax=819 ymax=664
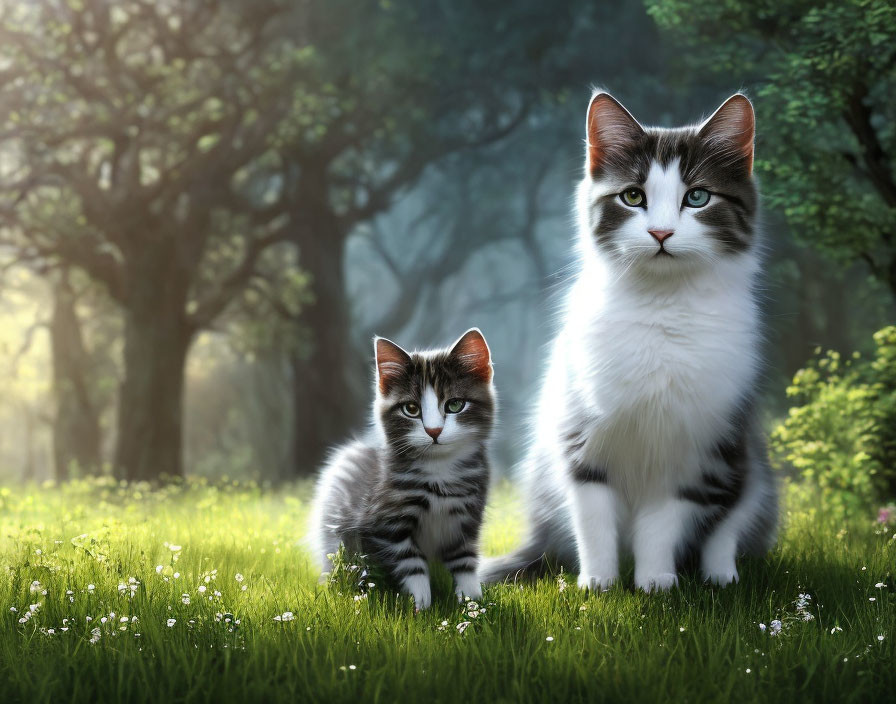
xmin=770 ymin=326 xmax=896 ymax=518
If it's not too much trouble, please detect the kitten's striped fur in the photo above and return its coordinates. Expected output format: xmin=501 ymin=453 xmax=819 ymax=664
xmin=310 ymin=329 xmax=495 ymax=609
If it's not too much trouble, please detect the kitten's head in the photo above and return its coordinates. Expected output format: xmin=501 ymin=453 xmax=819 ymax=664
xmin=373 ymin=328 xmax=495 ymax=460
xmin=578 ymin=91 xmax=758 ymax=277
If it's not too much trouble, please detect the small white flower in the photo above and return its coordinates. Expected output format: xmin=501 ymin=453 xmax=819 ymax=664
xmin=173 ymin=572 xmax=180 ymax=579
xmin=878 ymin=635 xmax=885 ymax=642
xmin=89 ymin=628 xmax=102 ymax=644
xmin=758 ymin=623 xmax=767 ymax=632
xmin=29 ymin=580 xmax=41 ymax=593
xmin=235 ymin=574 xmax=244 ymax=583
xmin=769 ymin=620 xmax=782 ymax=636
xmin=831 ymin=626 xmax=843 ymax=634
xmin=874 ymin=582 xmax=886 ymax=588
xmin=166 ymin=619 xmax=176 ymax=627
xmin=120 ymin=616 xmax=129 ymax=623
xmin=181 ymin=594 xmax=191 ymax=605
xmin=745 ymin=668 xmax=751 ymax=674
xmin=545 ymin=636 xmax=554 ymax=642
xmin=169 ymin=545 xmax=182 ymax=552
xmin=274 ymin=611 xmax=294 ymax=622
xmin=456 ymin=621 xmax=471 ymax=634
xmin=9 ymin=607 xmax=16 ymax=613
xmin=869 ymin=597 xmax=877 ymax=602
xmin=198 ymin=585 xmax=207 ymax=594
xmin=87 ymin=584 xmax=95 ymax=592
xmin=156 ymin=565 xmax=164 ymax=574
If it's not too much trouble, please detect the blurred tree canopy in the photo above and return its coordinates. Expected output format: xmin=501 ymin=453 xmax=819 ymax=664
xmin=0 ymin=0 xmax=618 ymax=478
xmin=0 ymin=0 xmax=891 ymax=484
xmin=647 ymin=0 xmax=896 ymax=299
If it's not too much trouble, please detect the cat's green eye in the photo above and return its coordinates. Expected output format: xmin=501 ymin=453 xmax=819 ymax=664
xmin=445 ymin=399 xmax=466 ymax=414
xmin=620 ymin=188 xmax=645 ymax=207
xmin=402 ymin=402 xmax=421 ymax=418
xmin=684 ymin=188 xmax=711 ymax=208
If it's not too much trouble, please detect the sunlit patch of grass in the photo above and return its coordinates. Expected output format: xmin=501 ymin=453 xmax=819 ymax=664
xmin=0 ymin=477 xmax=892 ymax=703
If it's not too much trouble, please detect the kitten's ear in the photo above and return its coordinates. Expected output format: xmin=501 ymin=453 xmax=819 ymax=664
xmin=374 ymin=337 xmax=411 ymax=395
xmin=449 ymin=328 xmax=493 ymax=384
xmin=586 ymin=91 xmax=645 ymax=178
xmin=698 ymin=94 xmax=755 ymax=173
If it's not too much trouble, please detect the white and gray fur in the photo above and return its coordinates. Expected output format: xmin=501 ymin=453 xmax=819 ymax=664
xmin=309 ymin=329 xmax=495 ymax=608
xmin=481 ymin=92 xmax=778 ymax=591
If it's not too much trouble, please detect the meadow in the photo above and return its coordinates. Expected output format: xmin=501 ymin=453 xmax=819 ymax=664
xmin=0 ymin=477 xmax=893 ymax=703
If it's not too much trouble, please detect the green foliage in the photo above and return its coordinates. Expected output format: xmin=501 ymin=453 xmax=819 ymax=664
xmin=770 ymin=326 xmax=896 ymax=518
xmin=0 ymin=478 xmax=893 ymax=702
xmin=647 ymin=0 xmax=896 ymax=295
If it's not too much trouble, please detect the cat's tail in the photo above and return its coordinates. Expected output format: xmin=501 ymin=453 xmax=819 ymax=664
xmin=479 ymin=515 xmax=578 ymax=583
xmin=479 ymin=538 xmax=550 ymax=584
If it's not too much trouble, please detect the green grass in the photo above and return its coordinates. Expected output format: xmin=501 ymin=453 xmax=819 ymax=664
xmin=0 ymin=478 xmax=893 ymax=703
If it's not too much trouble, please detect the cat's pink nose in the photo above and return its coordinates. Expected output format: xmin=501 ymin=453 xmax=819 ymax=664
xmin=424 ymin=426 xmax=442 ymax=441
xmin=648 ymin=229 xmax=674 ymax=243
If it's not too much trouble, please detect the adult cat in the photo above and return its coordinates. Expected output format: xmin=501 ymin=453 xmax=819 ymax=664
xmin=482 ymin=92 xmax=777 ymax=591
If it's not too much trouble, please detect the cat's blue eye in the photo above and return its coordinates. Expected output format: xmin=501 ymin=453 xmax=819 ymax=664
xmin=684 ymin=188 xmax=711 ymax=208
xmin=619 ymin=188 xmax=645 ymax=207
xmin=402 ymin=402 xmax=421 ymax=418
xmin=445 ymin=399 xmax=466 ymax=414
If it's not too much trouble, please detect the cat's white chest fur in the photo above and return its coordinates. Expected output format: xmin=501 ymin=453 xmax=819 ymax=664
xmin=554 ymin=256 xmax=760 ymax=502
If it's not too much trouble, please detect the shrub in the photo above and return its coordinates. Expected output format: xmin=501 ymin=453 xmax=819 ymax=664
xmin=770 ymin=326 xmax=896 ymax=519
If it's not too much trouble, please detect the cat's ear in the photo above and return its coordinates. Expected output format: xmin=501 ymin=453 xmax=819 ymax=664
xmin=449 ymin=328 xmax=493 ymax=384
xmin=698 ymin=94 xmax=755 ymax=174
xmin=586 ymin=91 xmax=645 ymax=178
xmin=374 ymin=337 xmax=411 ymax=395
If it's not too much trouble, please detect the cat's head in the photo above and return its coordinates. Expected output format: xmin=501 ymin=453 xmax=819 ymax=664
xmin=373 ymin=328 xmax=495 ymax=459
xmin=578 ymin=91 xmax=758 ymax=277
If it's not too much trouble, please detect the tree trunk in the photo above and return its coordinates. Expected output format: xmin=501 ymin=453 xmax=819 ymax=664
xmin=50 ymin=274 xmax=101 ymax=480
xmin=291 ymin=201 xmax=359 ymax=476
xmin=113 ymin=251 xmax=193 ymax=481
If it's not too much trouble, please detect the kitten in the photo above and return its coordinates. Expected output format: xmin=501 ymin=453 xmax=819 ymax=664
xmin=309 ymin=328 xmax=495 ymax=609
xmin=481 ymin=92 xmax=778 ymax=591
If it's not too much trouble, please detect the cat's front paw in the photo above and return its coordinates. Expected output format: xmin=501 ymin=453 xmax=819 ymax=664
xmin=703 ymin=568 xmax=739 ymax=586
xmin=635 ymin=572 xmax=678 ymax=592
xmin=577 ymin=574 xmax=617 ymax=592
xmin=454 ymin=572 xmax=483 ymax=601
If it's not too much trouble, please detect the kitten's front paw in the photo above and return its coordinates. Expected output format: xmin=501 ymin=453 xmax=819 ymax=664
xmin=454 ymin=572 xmax=483 ymax=601
xmin=635 ymin=572 xmax=678 ymax=592
xmin=577 ymin=574 xmax=617 ymax=592
xmin=703 ymin=568 xmax=739 ymax=586
xmin=402 ymin=574 xmax=432 ymax=610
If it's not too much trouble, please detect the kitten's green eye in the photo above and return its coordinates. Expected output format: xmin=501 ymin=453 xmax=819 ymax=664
xmin=445 ymin=399 xmax=466 ymax=414
xmin=684 ymin=188 xmax=711 ymax=208
xmin=402 ymin=402 xmax=421 ymax=418
xmin=620 ymin=188 xmax=645 ymax=207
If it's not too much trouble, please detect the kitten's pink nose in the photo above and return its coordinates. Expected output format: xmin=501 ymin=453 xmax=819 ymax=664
xmin=424 ymin=426 xmax=442 ymax=441
xmin=648 ymin=229 xmax=674 ymax=243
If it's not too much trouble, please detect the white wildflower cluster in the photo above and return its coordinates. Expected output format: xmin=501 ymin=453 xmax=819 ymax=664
xmin=17 ymin=602 xmax=41 ymax=625
xmin=273 ymin=611 xmax=294 ymax=622
xmin=794 ymin=593 xmax=815 ymax=622
xmin=117 ymin=577 xmax=140 ymax=598
xmin=29 ymin=580 xmax=43 ymax=594
xmin=758 ymin=619 xmax=783 ymax=636
xmin=557 ymin=574 xmax=568 ymax=593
